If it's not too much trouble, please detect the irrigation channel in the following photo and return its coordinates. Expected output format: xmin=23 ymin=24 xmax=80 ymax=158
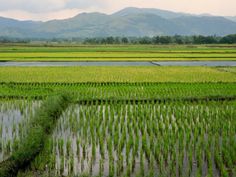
xmin=0 ymin=61 xmax=236 ymax=66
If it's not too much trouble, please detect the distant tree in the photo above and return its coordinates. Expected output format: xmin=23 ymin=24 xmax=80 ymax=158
xmin=192 ymin=35 xmax=218 ymax=44
xmin=114 ymin=37 xmax=121 ymax=44
xmin=220 ymin=34 xmax=236 ymax=44
xmin=153 ymin=36 xmax=160 ymax=44
xmin=101 ymin=38 xmax=107 ymax=44
xmin=159 ymin=36 xmax=172 ymax=44
xmin=173 ymin=35 xmax=184 ymax=44
xmin=139 ymin=37 xmax=152 ymax=44
xmin=121 ymin=37 xmax=129 ymax=44
xmin=106 ymin=37 xmax=115 ymax=44
xmin=205 ymin=36 xmax=218 ymax=44
xmin=7 ymin=34 xmax=233 ymax=45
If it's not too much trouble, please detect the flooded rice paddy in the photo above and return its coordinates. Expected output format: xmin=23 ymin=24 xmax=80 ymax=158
xmin=0 ymin=100 xmax=41 ymax=162
xmin=15 ymin=101 xmax=236 ymax=177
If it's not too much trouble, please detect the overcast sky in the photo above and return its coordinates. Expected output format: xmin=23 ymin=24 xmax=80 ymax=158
xmin=0 ymin=0 xmax=235 ymax=21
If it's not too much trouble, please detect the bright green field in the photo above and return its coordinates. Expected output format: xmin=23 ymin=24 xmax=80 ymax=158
xmin=0 ymin=45 xmax=236 ymax=61
xmin=0 ymin=66 xmax=236 ymax=82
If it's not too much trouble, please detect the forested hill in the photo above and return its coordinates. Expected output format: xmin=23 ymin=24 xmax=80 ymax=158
xmin=1 ymin=7 xmax=236 ymax=38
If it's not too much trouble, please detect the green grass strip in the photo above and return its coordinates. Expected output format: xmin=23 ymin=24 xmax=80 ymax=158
xmin=0 ymin=93 xmax=71 ymax=177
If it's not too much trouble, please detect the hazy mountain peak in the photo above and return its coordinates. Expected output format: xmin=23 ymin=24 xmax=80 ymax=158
xmin=74 ymin=12 xmax=107 ymax=18
xmin=0 ymin=7 xmax=236 ymax=38
xmin=112 ymin=7 xmax=188 ymax=19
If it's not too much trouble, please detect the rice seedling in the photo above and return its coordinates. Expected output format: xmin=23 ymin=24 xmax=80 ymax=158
xmin=15 ymin=100 xmax=235 ymax=177
xmin=0 ymin=93 xmax=71 ymax=177
xmin=0 ymin=100 xmax=41 ymax=163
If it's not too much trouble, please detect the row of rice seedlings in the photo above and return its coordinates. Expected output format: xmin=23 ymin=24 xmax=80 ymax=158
xmin=25 ymin=101 xmax=235 ymax=177
xmin=3 ymin=82 xmax=235 ymax=101
xmin=0 ymin=100 xmax=41 ymax=162
xmin=73 ymin=83 xmax=236 ymax=101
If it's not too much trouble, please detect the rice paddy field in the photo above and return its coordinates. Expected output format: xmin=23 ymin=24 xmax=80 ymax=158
xmin=18 ymin=101 xmax=236 ymax=177
xmin=0 ymin=66 xmax=236 ymax=83
xmin=0 ymin=45 xmax=236 ymax=61
xmin=0 ymin=44 xmax=236 ymax=177
xmin=1 ymin=95 xmax=236 ymax=177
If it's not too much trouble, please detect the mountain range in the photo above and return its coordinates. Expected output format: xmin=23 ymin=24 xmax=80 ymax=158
xmin=0 ymin=7 xmax=236 ymax=38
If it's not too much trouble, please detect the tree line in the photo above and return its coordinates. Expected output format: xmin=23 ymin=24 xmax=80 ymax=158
xmin=1 ymin=34 xmax=236 ymax=44
xmin=83 ymin=34 xmax=236 ymax=44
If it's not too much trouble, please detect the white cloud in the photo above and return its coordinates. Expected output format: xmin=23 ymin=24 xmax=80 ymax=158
xmin=0 ymin=0 xmax=68 ymax=12
xmin=0 ymin=0 xmax=107 ymax=13
xmin=0 ymin=9 xmax=82 ymax=21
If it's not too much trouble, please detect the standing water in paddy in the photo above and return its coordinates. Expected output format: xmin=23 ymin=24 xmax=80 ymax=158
xmin=0 ymin=100 xmax=41 ymax=162
xmin=19 ymin=101 xmax=236 ymax=177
